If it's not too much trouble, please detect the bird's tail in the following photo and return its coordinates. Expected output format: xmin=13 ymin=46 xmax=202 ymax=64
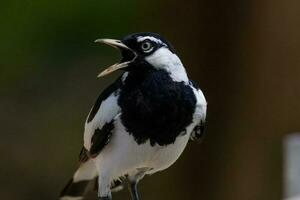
xmin=60 ymin=159 xmax=97 ymax=200
xmin=60 ymin=159 xmax=124 ymax=200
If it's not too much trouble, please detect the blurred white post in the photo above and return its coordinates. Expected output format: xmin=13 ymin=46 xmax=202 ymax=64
xmin=284 ymin=133 xmax=300 ymax=200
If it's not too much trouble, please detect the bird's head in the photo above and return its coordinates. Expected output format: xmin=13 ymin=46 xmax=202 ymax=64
xmin=95 ymin=32 xmax=183 ymax=78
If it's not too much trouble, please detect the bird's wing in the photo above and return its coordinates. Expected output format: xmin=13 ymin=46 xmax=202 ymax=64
xmin=189 ymin=80 xmax=207 ymax=141
xmin=81 ymin=76 xmax=123 ymax=161
xmin=190 ymin=120 xmax=206 ymax=141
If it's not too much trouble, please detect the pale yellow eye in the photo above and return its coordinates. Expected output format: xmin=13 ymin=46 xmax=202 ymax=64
xmin=141 ymin=41 xmax=153 ymax=52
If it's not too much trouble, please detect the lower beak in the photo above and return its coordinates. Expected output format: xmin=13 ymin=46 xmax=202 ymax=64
xmin=95 ymin=39 xmax=136 ymax=77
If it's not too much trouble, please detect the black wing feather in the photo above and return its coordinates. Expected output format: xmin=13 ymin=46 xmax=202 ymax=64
xmin=89 ymin=121 xmax=114 ymax=157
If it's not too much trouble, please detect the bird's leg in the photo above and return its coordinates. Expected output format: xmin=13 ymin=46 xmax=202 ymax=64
xmin=129 ymin=180 xmax=140 ymax=200
xmin=98 ymin=175 xmax=112 ymax=200
xmin=128 ymin=169 xmax=148 ymax=200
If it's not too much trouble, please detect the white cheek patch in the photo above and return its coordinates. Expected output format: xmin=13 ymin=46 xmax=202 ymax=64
xmin=145 ymin=48 xmax=189 ymax=83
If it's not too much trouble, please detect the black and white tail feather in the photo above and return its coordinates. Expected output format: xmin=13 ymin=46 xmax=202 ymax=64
xmin=60 ymin=149 xmax=124 ymax=200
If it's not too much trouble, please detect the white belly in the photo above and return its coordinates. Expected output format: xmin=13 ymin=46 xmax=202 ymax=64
xmin=94 ymin=117 xmax=194 ymax=180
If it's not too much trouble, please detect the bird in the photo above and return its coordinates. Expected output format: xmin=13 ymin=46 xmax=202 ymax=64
xmin=59 ymin=32 xmax=207 ymax=200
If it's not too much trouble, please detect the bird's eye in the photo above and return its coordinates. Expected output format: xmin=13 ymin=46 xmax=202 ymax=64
xmin=141 ymin=41 xmax=153 ymax=53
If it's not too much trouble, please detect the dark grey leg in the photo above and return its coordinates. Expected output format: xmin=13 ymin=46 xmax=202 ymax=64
xmin=129 ymin=181 xmax=140 ymax=200
xmin=128 ymin=168 xmax=149 ymax=200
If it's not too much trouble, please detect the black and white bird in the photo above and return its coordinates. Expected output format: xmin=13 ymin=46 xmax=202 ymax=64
xmin=60 ymin=32 xmax=207 ymax=200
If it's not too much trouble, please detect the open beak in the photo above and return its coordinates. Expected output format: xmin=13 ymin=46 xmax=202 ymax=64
xmin=95 ymin=39 xmax=137 ymax=78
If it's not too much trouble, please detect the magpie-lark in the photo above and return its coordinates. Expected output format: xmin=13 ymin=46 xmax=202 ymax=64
xmin=60 ymin=32 xmax=207 ymax=200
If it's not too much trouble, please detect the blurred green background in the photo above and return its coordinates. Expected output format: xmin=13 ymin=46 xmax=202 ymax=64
xmin=1 ymin=0 xmax=300 ymax=199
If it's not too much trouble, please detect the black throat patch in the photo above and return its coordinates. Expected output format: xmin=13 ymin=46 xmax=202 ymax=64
xmin=118 ymin=69 xmax=196 ymax=146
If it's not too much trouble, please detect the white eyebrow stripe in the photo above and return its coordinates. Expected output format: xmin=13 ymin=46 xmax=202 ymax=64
xmin=137 ymin=36 xmax=167 ymax=46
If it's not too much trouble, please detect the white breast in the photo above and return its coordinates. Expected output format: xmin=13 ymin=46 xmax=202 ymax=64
xmin=93 ymin=116 xmax=195 ymax=180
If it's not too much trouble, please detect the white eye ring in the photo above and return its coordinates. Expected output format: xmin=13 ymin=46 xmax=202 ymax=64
xmin=141 ymin=41 xmax=153 ymax=53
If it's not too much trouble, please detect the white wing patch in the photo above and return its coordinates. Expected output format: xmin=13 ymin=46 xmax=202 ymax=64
xmin=84 ymin=91 xmax=121 ymax=150
xmin=190 ymin=84 xmax=207 ymax=140
xmin=192 ymin=87 xmax=207 ymax=120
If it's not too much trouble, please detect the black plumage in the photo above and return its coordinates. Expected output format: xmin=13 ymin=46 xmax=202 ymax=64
xmin=119 ymin=69 xmax=197 ymax=146
xmin=90 ymin=121 xmax=114 ymax=157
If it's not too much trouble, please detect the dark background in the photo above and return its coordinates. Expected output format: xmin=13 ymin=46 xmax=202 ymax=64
xmin=1 ymin=0 xmax=300 ymax=199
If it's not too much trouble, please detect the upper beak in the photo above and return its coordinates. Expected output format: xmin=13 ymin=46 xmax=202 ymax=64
xmin=95 ymin=39 xmax=136 ymax=78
